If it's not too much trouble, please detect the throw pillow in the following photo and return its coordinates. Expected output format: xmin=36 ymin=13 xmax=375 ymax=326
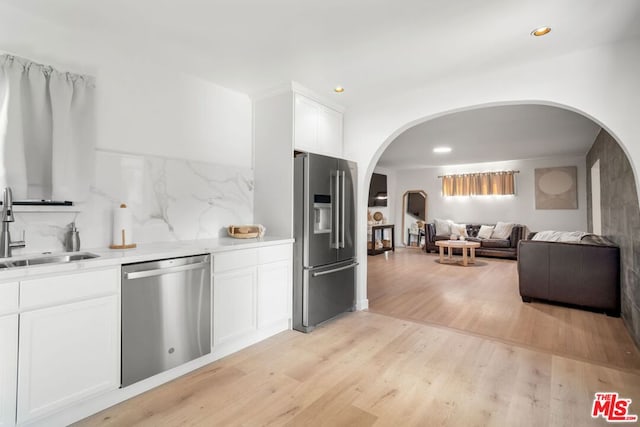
xmin=434 ymin=218 xmax=452 ymax=236
xmin=477 ymin=225 xmax=494 ymax=239
xmin=451 ymin=223 xmax=468 ymax=237
xmin=492 ymin=221 xmax=514 ymax=239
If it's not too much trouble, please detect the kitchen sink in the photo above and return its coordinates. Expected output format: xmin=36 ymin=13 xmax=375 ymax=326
xmin=0 ymin=252 xmax=99 ymax=269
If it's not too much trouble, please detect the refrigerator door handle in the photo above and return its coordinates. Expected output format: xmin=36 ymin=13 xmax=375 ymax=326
xmin=332 ymin=170 xmax=340 ymax=249
xmin=340 ymin=170 xmax=346 ymax=248
xmin=311 ymin=262 xmax=359 ymax=277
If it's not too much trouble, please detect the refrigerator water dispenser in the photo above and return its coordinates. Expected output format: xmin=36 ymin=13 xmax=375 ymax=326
xmin=313 ymin=195 xmax=331 ymax=234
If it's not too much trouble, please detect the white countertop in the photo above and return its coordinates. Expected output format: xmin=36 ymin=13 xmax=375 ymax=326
xmin=0 ymin=236 xmax=294 ymax=282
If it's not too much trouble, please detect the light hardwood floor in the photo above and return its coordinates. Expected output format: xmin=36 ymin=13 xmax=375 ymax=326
xmin=369 ymin=249 xmax=640 ymax=373
xmin=78 ymin=249 xmax=640 ymax=426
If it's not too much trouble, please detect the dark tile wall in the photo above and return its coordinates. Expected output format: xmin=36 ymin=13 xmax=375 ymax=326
xmin=586 ymin=129 xmax=640 ymax=348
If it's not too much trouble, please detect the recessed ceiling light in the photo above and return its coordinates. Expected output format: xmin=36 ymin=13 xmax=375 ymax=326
xmin=334 ymin=86 xmax=345 ymax=93
xmin=531 ymin=26 xmax=551 ymax=37
xmin=433 ymin=147 xmax=452 ymax=153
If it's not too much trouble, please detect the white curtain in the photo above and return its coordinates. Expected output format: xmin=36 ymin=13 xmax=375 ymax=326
xmin=0 ymin=54 xmax=95 ymax=201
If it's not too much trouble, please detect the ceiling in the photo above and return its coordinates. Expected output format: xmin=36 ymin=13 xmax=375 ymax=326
xmin=3 ymin=0 xmax=640 ymax=107
xmin=376 ymin=105 xmax=601 ymax=169
xmin=1 ymin=1 xmax=633 ymax=169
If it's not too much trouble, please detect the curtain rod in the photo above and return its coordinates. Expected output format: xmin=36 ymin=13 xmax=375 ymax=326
xmin=0 ymin=52 xmax=95 ymax=82
xmin=437 ymin=170 xmax=520 ymax=178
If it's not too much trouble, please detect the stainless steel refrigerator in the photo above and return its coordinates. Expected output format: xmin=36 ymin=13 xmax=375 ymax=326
xmin=293 ymin=152 xmax=357 ymax=332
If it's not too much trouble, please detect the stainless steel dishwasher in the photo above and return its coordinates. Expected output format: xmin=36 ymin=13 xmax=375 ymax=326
xmin=121 ymin=254 xmax=211 ymax=387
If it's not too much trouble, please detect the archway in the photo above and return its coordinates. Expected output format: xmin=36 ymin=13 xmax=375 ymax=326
xmin=364 ymin=100 xmax=632 ymax=194
xmin=359 ymin=100 xmax=640 ymax=346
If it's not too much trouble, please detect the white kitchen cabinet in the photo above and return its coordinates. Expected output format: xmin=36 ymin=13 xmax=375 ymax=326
xmin=293 ymin=93 xmax=319 ymax=153
xmin=16 ymin=268 xmax=120 ymax=424
xmin=20 ymin=267 xmax=118 ymax=311
xmin=254 ymin=84 xmax=345 ymax=238
xmin=317 ymin=103 xmax=343 ymax=157
xmin=213 ymin=268 xmax=257 ymax=347
xmin=294 ymin=93 xmax=343 ymax=157
xmin=212 ymin=243 xmax=293 ymax=357
xmin=0 ymin=282 xmax=19 ymax=427
xmin=17 ymin=295 xmax=120 ymax=424
xmin=0 ymin=314 xmax=18 ymax=427
xmin=257 ymin=259 xmax=291 ymax=329
xmin=0 ymin=282 xmax=18 ymax=317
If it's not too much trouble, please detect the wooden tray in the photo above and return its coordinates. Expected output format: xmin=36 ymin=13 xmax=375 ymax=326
xmin=228 ymin=225 xmax=261 ymax=239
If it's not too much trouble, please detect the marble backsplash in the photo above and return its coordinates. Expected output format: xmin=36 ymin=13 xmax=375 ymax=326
xmin=10 ymin=150 xmax=254 ymax=255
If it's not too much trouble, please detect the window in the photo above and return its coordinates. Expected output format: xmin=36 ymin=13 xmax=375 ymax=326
xmin=441 ymin=171 xmax=516 ymax=196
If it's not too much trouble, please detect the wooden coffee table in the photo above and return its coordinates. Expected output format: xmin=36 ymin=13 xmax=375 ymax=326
xmin=435 ymin=240 xmax=481 ymax=266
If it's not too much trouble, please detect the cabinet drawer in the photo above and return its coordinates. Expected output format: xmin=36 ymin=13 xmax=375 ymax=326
xmin=20 ymin=267 xmax=120 ymax=310
xmin=214 ymin=249 xmax=258 ymax=273
xmin=258 ymin=244 xmax=292 ymax=265
xmin=0 ymin=282 xmax=19 ymax=316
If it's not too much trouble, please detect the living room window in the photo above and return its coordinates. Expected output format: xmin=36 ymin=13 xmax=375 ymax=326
xmin=440 ymin=170 xmax=517 ymax=196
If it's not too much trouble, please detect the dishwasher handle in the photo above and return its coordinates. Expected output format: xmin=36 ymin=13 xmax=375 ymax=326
xmin=124 ymin=262 xmax=208 ymax=280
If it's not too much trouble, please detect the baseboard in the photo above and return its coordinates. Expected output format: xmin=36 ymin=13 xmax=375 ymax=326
xmin=25 ymin=320 xmax=291 ymax=427
xmin=212 ymin=321 xmax=290 ymax=360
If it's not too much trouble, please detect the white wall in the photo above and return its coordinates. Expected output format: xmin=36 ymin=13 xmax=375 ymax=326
xmin=97 ymin=64 xmax=252 ymax=166
xmin=0 ymin=3 xmax=256 ymax=253
xmin=392 ymin=156 xmax=587 ymax=237
xmin=347 ymin=39 xmax=640 ymax=310
xmin=0 ymin=2 xmax=252 ymax=167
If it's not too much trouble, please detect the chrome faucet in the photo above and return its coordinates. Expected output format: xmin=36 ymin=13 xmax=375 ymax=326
xmin=1 ymin=188 xmax=26 ymax=258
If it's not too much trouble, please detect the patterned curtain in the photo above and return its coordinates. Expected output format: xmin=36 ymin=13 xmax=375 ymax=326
xmin=441 ymin=171 xmax=516 ymax=196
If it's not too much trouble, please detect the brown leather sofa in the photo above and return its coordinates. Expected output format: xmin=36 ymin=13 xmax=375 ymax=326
xmin=424 ymin=223 xmax=526 ymax=260
xmin=518 ymin=234 xmax=620 ymax=316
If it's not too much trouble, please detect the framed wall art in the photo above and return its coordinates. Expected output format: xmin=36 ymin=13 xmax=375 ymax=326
xmin=534 ymin=166 xmax=578 ymax=209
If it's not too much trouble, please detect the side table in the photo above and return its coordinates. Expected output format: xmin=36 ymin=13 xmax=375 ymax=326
xmin=368 ymin=224 xmax=395 ymax=256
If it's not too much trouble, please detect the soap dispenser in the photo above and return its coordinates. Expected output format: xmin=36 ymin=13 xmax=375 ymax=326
xmin=66 ymin=222 xmax=81 ymax=252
